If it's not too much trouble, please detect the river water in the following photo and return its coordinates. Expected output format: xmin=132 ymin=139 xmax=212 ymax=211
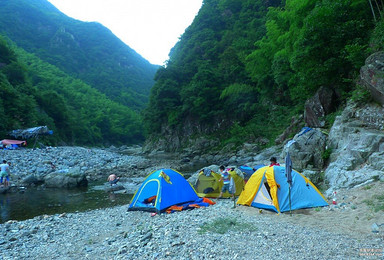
xmin=0 ymin=183 xmax=132 ymax=223
xmin=0 ymin=164 xmax=200 ymax=224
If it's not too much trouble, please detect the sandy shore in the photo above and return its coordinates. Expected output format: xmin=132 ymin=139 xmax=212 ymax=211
xmin=277 ymin=181 xmax=384 ymax=238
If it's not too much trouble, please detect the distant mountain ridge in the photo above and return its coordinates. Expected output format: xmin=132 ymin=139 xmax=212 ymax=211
xmin=0 ymin=0 xmax=158 ymax=110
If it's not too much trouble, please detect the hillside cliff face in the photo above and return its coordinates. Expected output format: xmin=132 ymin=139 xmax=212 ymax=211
xmin=142 ymin=52 xmax=384 ymax=196
xmin=0 ymin=0 xmax=158 ymax=110
xmin=143 ymin=0 xmax=375 ymax=151
xmin=321 ymin=52 xmax=384 ymax=191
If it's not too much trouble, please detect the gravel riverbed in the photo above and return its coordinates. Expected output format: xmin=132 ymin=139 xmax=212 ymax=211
xmin=0 ymin=146 xmax=383 ymax=259
xmin=1 ymin=199 xmax=382 ymax=260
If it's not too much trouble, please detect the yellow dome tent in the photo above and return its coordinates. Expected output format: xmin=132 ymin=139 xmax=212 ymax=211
xmin=194 ymin=168 xmax=244 ymax=198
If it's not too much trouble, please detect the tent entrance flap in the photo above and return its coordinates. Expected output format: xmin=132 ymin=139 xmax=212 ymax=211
xmin=131 ymin=179 xmax=160 ymax=210
xmin=252 ymin=183 xmax=273 ymax=205
xmin=250 ymin=181 xmax=277 ymax=211
xmin=195 ymin=174 xmax=220 ymax=194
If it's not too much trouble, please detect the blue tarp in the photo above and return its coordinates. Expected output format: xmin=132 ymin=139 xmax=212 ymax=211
xmin=239 ymin=165 xmax=264 ymax=180
xmin=9 ymin=126 xmax=53 ymax=139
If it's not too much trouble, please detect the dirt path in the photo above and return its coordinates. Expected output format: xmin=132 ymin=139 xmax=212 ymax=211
xmin=239 ymin=181 xmax=384 ymax=239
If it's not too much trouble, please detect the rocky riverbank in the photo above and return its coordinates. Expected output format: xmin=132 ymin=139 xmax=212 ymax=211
xmin=0 ymin=145 xmax=278 ymax=192
xmin=0 ymin=146 xmax=383 ymax=259
xmin=0 ymin=146 xmax=187 ymax=190
xmin=0 ymin=197 xmax=383 ymax=260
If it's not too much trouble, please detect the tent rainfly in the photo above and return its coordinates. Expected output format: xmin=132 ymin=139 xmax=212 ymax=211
xmin=0 ymin=139 xmax=26 ymax=146
xmin=237 ymin=166 xmax=328 ymax=213
xmin=9 ymin=126 xmax=53 ymax=139
xmin=128 ymin=169 xmax=213 ymax=213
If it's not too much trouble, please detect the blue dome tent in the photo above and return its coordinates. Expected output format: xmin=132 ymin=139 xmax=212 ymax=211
xmin=128 ymin=169 xmax=208 ymax=213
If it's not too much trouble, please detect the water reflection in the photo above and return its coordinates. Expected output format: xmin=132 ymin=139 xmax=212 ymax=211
xmin=0 ymin=196 xmax=10 ymax=222
xmin=108 ymin=191 xmax=116 ymax=202
xmin=0 ymin=185 xmax=132 ymax=223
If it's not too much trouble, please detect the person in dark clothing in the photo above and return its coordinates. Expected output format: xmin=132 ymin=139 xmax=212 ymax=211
xmin=269 ymin=157 xmax=280 ymax=167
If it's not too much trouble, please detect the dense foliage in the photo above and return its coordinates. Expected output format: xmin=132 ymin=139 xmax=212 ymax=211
xmin=0 ymin=0 xmax=158 ymax=110
xmin=0 ymin=37 xmax=144 ymax=146
xmin=2 ymin=0 xmax=382 ymax=148
xmin=144 ymin=0 xmax=379 ymax=147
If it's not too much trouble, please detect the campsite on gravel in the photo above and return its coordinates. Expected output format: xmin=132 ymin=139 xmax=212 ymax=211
xmin=0 ymin=146 xmax=383 ymax=259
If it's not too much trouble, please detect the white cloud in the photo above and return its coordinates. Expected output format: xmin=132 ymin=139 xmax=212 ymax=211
xmin=47 ymin=0 xmax=203 ymax=65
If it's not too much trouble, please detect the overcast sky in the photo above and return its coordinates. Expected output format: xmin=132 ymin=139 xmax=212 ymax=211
xmin=47 ymin=0 xmax=203 ymax=65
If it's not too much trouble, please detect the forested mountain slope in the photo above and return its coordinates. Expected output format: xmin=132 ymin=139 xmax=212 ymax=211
xmin=0 ymin=36 xmax=143 ymax=146
xmin=144 ymin=0 xmax=380 ymax=152
xmin=0 ymin=0 xmax=158 ymax=110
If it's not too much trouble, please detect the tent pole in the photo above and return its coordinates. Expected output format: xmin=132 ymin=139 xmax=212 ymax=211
xmin=33 ymin=135 xmax=39 ymax=149
xmin=285 ymin=150 xmax=293 ymax=216
xmin=289 ymin=187 xmax=292 ymax=216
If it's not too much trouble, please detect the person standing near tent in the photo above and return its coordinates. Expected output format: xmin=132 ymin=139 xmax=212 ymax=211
xmin=217 ymin=166 xmax=235 ymax=202
xmin=269 ymin=157 xmax=280 ymax=167
xmin=0 ymin=160 xmax=10 ymax=187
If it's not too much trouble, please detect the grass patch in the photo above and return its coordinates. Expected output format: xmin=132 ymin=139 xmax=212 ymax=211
xmin=363 ymin=193 xmax=384 ymax=212
xmin=198 ymin=217 xmax=257 ymax=235
xmin=350 ymin=84 xmax=372 ymax=105
xmin=321 ymin=148 xmax=332 ymax=160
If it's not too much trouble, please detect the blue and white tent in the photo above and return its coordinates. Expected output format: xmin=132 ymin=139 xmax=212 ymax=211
xmin=237 ymin=166 xmax=328 ymax=213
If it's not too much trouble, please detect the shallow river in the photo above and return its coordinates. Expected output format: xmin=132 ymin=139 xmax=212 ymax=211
xmin=0 ymin=183 xmax=132 ymax=223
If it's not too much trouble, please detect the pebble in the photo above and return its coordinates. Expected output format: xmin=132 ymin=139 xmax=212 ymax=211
xmin=0 ymin=146 xmax=181 ymax=188
xmin=372 ymin=223 xmax=380 ymax=233
xmin=0 ymin=146 xmax=383 ymax=259
xmin=0 ymin=200 xmax=382 ymax=259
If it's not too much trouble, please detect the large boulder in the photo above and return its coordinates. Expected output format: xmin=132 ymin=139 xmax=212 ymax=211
xmin=325 ymin=102 xmax=384 ymax=191
xmin=104 ymin=184 xmax=125 ymax=192
xmin=304 ymin=86 xmax=338 ymax=128
xmin=44 ymin=167 xmax=88 ymax=188
xmin=0 ymin=186 xmax=9 ymax=194
xmin=275 ymin=115 xmax=304 ymax=145
xmin=360 ymin=51 xmax=384 ymax=105
xmin=250 ymin=145 xmax=283 ymax=166
xmin=21 ymin=175 xmax=44 ymax=186
xmin=282 ymin=128 xmax=327 ymax=172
